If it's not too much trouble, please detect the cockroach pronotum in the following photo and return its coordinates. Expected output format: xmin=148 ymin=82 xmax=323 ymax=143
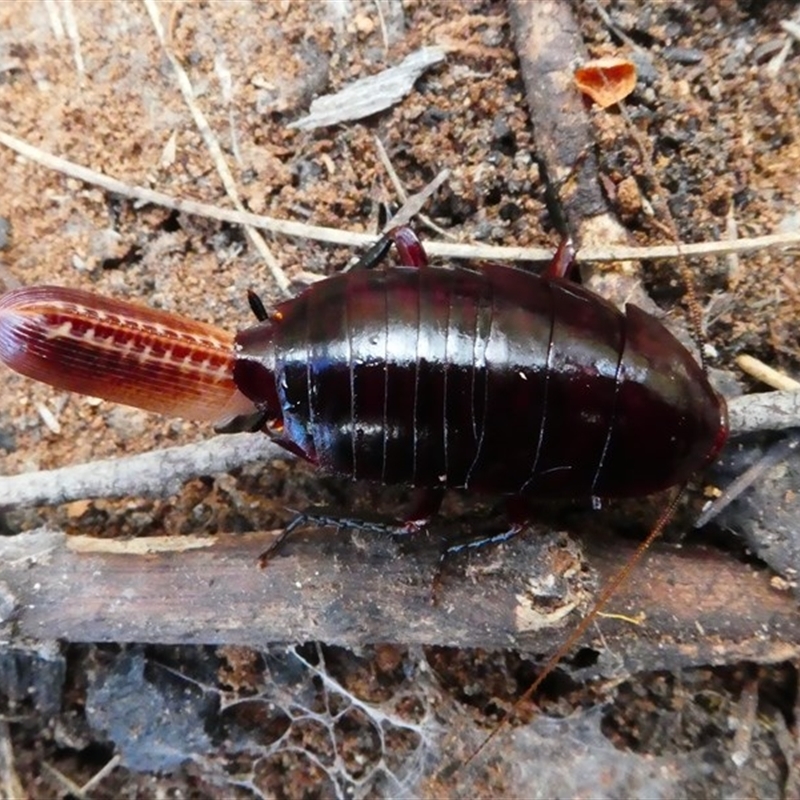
xmin=0 ymin=224 xmax=730 ymax=764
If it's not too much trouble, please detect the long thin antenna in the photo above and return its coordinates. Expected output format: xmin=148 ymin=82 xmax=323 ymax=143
xmin=616 ymin=99 xmax=708 ymax=372
xmin=462 ymin=485 xmax=686 ymax=767
xmin=456 ymin=59 xmax=719 ymax=782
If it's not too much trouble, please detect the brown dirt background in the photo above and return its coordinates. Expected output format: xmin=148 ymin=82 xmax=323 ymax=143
xmin=0 ymin=1 xmax=799 ymax=797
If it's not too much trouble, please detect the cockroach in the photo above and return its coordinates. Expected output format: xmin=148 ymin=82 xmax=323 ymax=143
xmin=0 ymin=226 xmax=727 ymax=506
xmin=0 ymin=224 xmax=729 ymax=763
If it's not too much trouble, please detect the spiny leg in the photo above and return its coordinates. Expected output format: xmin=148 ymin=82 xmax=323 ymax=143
xmin=257 ymin=510 xmax=415 ymax=569
xmin=258 ymin=489 xmax=444 ymax=568
xmin=257 ymin=511 xmax=411 ymax=570
xmin=440 ymin=493 xmax=530 ymax=555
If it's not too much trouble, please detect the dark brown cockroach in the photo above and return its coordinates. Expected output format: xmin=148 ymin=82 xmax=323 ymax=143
xmin=0 ymin=226 xmax=727 ymax=511
xmin=0 ymin=225 xmax=729 ymax=765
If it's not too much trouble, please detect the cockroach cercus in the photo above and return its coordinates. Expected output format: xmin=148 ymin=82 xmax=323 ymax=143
xmin=0 ymin=224 xmax=729 ymax=759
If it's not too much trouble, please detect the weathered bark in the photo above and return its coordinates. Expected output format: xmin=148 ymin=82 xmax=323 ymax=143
xmin=0 ymin=526 xmax=795 ymax=677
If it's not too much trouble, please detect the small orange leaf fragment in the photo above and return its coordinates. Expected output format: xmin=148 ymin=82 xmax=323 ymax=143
xmin=575 ymin=56 xmax=637 ymax=109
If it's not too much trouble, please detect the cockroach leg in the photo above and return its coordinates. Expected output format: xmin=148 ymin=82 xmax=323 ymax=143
xmin=440 ymin=522 xmax=525 ymax=556
xmin=258 ymin=509 xmax=417 ymax=568
xmin=258 ymin=513 xmax=310 ymax=568
xmin=387 ymin=225 xmax=429 ymax=267
xmin=544 ymin=236 xmax=577 ymax=279
xmin=345 ymin=224 xmax=430 ymax=273
xmin=213 ymin=409 xmax=270 ymax=434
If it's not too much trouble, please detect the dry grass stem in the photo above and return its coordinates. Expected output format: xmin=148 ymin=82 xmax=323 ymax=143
xmin=1 ymin=130 xmax=799 ymax=279
xmin=736 ymin=355 xmax=800 ymax=391
xmin=142 ymin=0 xmax=290 ymax=294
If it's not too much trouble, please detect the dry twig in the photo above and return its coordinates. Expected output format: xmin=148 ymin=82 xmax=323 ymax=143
xmin=695 ymin=431 xmax=800 ymax=528
xmin=1 ymin=130 xmax=798 ymax=271
xmin=0 ymin=721 xmax=25 ymax=800
xmin=142 ymin=0 xmax=290 ymax=294
xmin=0 ymin=433 xmax=284 ymax=510
xmin=0 ymin=526 xmax=797 ymax=659
xmin=736 ymin=355 xmax=800 ymax=391
xmin=727 ymin=389 xmax=800 ymax=434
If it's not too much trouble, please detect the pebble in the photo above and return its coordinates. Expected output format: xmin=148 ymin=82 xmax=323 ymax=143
xmin=663 ymin=47 xmax=705 ymax=65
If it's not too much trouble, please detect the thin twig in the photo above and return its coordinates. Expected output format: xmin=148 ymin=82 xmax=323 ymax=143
xmin=766 ymin=12 xmax=800 ymax=78
xmin=0 ymin=433 xmax=286 ymax=510
xmin=730 ymin=678 xmax=759 ymax=767
xmin=79 ymin=755 xmax=122 ymax=795
xmin=373 ymin=136 xmax=454 ymax=238
xmin=695 ymin=431 xmax=800 ymax=528
xmin=41 ymin=762 xmax=85 ymax=800
xmin=736 ymin=355 xmax=800 ymax=391
xmin=0 ymin=721 xmax=25 ymax=800
xmin=586 ymin=0 xmax=642 ymax=52
xmin=1 ymin=130 xmax=799 ymax=267
xmin=782 ymin=18 xmax=800 ymax=41
xmin=42 ymin=0 xmax=65 ymax=38
xmin=373 ymin=0 xmax=390 ymax=53
xmin=142 ymin=0 xmax=290 ymax=295
xmin=381 ymin=169 xmax=451 ymax=230
xmin=61 ymin=0 xmax=85 ymax=77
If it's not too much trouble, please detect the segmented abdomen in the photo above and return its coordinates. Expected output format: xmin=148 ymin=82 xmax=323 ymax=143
xmin=261 ymin=265 xmax=634 ymax=496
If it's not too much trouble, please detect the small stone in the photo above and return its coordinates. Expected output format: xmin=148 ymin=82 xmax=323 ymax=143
xmin=663 ymin=47 xmax=704 ymax=65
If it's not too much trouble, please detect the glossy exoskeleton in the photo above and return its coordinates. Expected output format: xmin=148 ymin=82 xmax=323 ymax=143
xmin=0 ymin=226 xmax=728 ymax=514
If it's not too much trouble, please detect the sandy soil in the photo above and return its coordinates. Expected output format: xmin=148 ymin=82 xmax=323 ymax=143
xmin=0 ymin=1 xmax=798 ymax=797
